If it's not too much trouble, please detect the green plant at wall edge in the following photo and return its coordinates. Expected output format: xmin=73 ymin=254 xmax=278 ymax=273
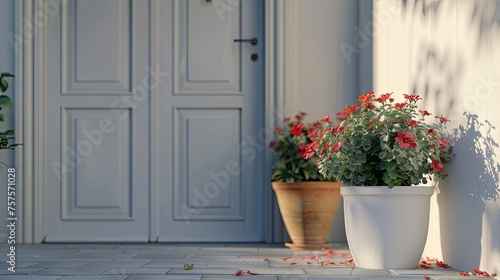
xmin=0 ymin=72 xmax=19 ymax=151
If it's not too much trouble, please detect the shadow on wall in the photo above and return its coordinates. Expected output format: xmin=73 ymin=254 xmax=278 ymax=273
xmin=470 ymin=0 xmax=500 ymax=46
xmin=402 ymin=0 xmax=500 ymax=45
xmin=401 ymin=0 xmax=442 ymax=18
xmin=438 ymin=113 xmax=500 ymax=267
xmin=410 ymin=44 xmax=463 ymax=114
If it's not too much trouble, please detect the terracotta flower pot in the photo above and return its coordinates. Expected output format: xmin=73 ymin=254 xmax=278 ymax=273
xmin=272 ymin=181 xmax=342 ymax=249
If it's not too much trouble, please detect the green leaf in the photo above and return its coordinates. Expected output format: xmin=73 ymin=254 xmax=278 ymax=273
xmin=0 ymin=95 xmax=12 ymax=109
xmin=386 ymin=161 xmax=397 ymax=172
xmin=0 ymin=72 xmax=15 ymax=78
xmin=378 ymin=151 xmax=387 ymax=159
xmin=0 ymin=80 xmax=6 ymax=92
xmin=388 ymin=169 xmax=398 ymax=180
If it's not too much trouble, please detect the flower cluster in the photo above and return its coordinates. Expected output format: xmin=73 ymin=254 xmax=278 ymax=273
xmin=305 ymin=92 xmax=453 ymax=188
xmin=269 ymin=112 xmax=333 ymax=183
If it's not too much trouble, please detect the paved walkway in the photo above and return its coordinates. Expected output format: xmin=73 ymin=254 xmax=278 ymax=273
xmin=0 ymin=243 xmax=487 ymax=279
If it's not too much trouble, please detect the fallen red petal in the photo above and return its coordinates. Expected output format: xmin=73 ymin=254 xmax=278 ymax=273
xmin=235 ymin=269 xmax=245 ymax=276
xmin=341 ymin=259 xmax=355 ymax=265
xmin=436 ymin=261 xmax=450 ymax=268
xmin=246 ymin=270 xmax=258 ymax=275
xmin=474 ymin=268 xmax=486 ymax=276
xmin=424 ymin=276 xmax=431 ymax=280
xmin=290 ymin=261 xmax=296 ymax=265
xmin=459 ymin=271 xmax=473 ymax=276
xmin=263 ymin=257 xmax=269 ymax=261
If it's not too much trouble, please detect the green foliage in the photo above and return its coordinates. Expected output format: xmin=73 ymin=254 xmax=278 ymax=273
xmin=310 ymin=92 xmax=453 ymax=187
xmin=269 ymin=112 xmax=333 ymax=183
xmin=0 ymin=72 xmax=17 ymax=151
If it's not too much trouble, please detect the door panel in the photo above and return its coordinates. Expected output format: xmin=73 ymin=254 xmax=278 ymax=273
xmin=175 ymin=0 xmax=240 ymax=93
xmin=158 ymin=0 xmax=265 ymax=242
xmin=44 ymin=0 xmax=149 ymax=242
xmin=174 ymin=109 xmax=242 ymax=219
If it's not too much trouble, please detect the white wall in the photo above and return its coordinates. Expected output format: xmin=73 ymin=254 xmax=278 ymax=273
xmin=374 ymin=0 xmax=500 ymax=273
xmin=282 ymin=0 xmax=368 ymax=242
xmin=0 ymin=0 xmax=15 ymax=243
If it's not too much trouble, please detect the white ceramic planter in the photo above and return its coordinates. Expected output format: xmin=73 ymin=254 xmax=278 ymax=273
xmin=341 ymin=186 xmax=434 ymax=269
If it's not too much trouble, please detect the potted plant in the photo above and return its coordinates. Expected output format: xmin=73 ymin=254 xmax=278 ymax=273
xmin=269 ymin=112 xmax=342 ymax=249
xmin=0 ymin=72 xmax=17 ymax=153
xmin=305 ymin=92 xmax=453 ymax=269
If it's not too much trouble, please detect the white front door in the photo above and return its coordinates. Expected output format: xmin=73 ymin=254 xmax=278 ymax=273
xmin=157 ymin=0 xmax=265 ymax=242
xmin=43 ymin=0 xmax=264 ymax=242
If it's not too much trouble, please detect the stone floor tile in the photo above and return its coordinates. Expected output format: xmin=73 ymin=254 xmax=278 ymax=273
xmin=279 ymin=276 xmax=354 ymax=280
xmin=0 ymin=267 xmax=45 ymax=275
xmin=303 ymin=267 xmax=354 ymax=275
xmin=58 ymin=276 xmax=128 ymax=280
xmin=207 ymin=258 xmax=270 ymax=268
xmin=0 ymin=276 xmax=62 ymax=280
xmin=101 ymin=268 xmax=170 ymax=275
xmin=390 ymin=268 xmax=460 ymax=275
xmin=126 ymin=275 xmax=202 ymax=280
xmin=168 ymin=267 xmax=307 ymax=275
xmin=33 ymin=267 xmax=109 ymax=275
xmin=202 ymin=275 xmax=278 ymax=279
xmin=129 ymin=254 xmax=186 ymax=260
xmin=80 ymin=261 xmax=147 ymax=268
xmin=27 ymin=261 xmax=91 ymax=268
xmin=350 ymin=268 xmax=392 ymax=276
xmin=141 ymin=260 xmax=209 ymax=268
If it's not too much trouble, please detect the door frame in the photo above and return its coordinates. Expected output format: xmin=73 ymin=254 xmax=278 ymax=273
xmin=14 ymin=0 xmax=293 ymax=243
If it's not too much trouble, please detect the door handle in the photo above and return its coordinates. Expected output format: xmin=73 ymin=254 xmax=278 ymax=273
xmin=233 ymin=38 xmax=258 ymax=46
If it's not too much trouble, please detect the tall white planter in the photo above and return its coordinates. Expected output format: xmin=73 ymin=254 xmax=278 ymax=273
xmin=341 ymin=186 xmax=434 ymax=269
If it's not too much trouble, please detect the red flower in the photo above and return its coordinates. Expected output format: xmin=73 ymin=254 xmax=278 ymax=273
xmin=320 ymin=115 xmax=332 ymax=123
xmin=290 ymin=123 xmax=304 ymax=136
xmin=428 ymin=128 xmax=435 ymax=134
xmin=405 ymin=119 xmax=419 ymax=127
xmin=297 ymin=143 xmax=308 ymax=157
xmin=283 ymin=117 xmax=291 ymax=122
xmin=336 ymin=104 xmax=360 ymax=118
xmin=303 ymin=141 xmax=319 ymax=159
xmin=358 ymin=92 xmax=374 ymax=104
xmin=435 ymin=115 xmax=450 ymax=123
xmin=269 ymin=140 xmax=276 ymax=148
xmin=330 ymin=141 xmax=342 ymax=153
xmin=299 ymin=111 xmax=307 ymax=116
xmin=404 ymin=94 xmax=422 ymax=103
xmin=375 ymin=93 xmax=392 ymax=103
xmin=438 ymin=137 xmax=451 ymax=151
xmin=307 ymin=129 xmax=318 ymax=138
xmin=321 ymin=142 xmax=330 ymax=156
xmin=419 ymin=110 xmax=431 ymax=117
xmin=274 ymin=126 xmax=283 ymax=133
xmin=394 ymin=103 xmax=408 ymax=110
xmin=430 ymin=159 xmax=444 ymax=173
xmin=395 ymin=131 xmax=417 ymax=149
